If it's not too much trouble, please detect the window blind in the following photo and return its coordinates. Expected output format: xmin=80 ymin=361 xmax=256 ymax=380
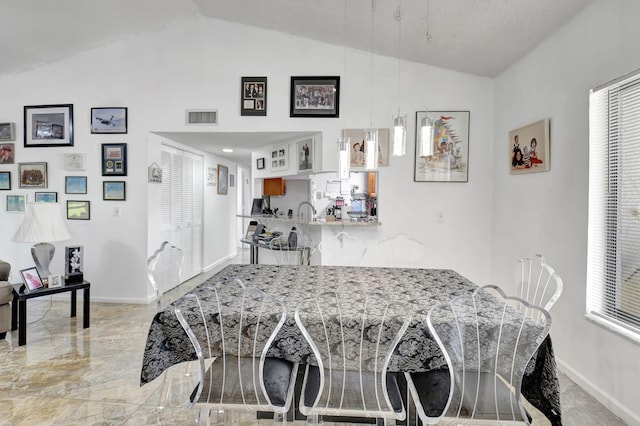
xmin=588 ymin=70 xmax=640 ymax=336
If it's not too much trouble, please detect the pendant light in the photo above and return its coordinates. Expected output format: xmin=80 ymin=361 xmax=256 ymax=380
xmin=392 ymin=1 xmax=406 ymax=157
xmin=336 ymin=0 xmax=351 ymax=179
xmin=419 ymin=0 xmax=434 ymax=158
xmin=365 ymin=0 xmax=378 ymax=171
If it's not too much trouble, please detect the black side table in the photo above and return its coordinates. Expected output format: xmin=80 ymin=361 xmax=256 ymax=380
xmin=11 ymin=280 xmax=90 ymax=346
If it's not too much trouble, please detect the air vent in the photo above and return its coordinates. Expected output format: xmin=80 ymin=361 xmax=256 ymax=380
xmin=185 ymin=109 xmax=218 ymax=126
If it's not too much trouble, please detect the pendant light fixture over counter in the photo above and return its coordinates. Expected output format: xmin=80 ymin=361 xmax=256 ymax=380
xmin=392 ymin=0 xmax=406 ymax=157
xmin=365 ymin=0 xmax=378 ymax=171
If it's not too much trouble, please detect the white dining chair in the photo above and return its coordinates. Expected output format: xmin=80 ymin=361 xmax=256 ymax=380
xmin=317 ymin=231 xmax=367 ymax=266
xmin=294 ymin=285 xmax=411 ymax=425
xmin=515 ymin=254 xmax=564 ymax=312
xmin=147 ymin=241 xmax=184 ymax=312
xmin=174 ymin=278 xmax=298 ymax=425
xmin=363 ymin=233 xmax=427 ymax=268
xmin=405 ymin=286 xmax=552 ymax=425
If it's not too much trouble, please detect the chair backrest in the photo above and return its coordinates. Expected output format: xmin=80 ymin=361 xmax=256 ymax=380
xmin=317 ymin=231 xmax=367 ymax=266
xmin=269 ymin=233 xmax=316 ymax=265
xmin=295 ymin=286 xmax=411 ymax=417
xmin=174 ymin=278 xmax=288 ymax=411
xmin=426 ymin=287 xmax=551 ymax=424
xmin=365 ymin=233 xmax=427 ymax=268
xmin=147 ymin=241 xmax=183 ymax=311
xmin=515 ymin=254 xmax=563 ymax=313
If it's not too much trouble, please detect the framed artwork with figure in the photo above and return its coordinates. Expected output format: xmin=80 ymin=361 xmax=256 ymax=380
xmin=65 ymin=245 xmax=84 ymax=284
xmin=509 ymin=118 xmax=550 ymax=174
xmin=297 ymin=139 xmax=314 ymax=173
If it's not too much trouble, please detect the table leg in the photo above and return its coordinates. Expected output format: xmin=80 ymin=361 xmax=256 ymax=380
xmin=11 ymin=291 xmax=18 ymax=331
xmin=70 ymin=289 xmax=77 ymax=317
xmin=18 ymin=299 xmax=26 ymax=346
xmin=83 ymin=287 xmax=90 ymax=328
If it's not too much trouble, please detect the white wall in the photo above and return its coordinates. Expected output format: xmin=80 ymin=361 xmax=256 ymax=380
xmin=492 ymin=1 xmax=640 ymax=424
xmin=0 ymin=16 xmax=494 ymax=300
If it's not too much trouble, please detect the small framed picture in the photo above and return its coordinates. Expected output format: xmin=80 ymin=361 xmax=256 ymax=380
xmin=20 ymin=267 xmax=44 ymax=293
xmin=218 ymin=164 xmax=228 ymax=195
xmin=0 ymin=143 xmax=15 ymax=164
xmin=6 ymin=194 xmax=26 ymax=212
xmin=229 ymin=174 xmax=235 ymax=187
xmin=63 ymin=153 xmax=86 ymax=171
xmin=24 ymin=104 xmax=74 ymax=147
xmin=297 ymin=139 xmax=314 ymax=173
xmin=19 ymin=162 xmax=47 ymax=188
xmin=67 ymin=200 xmax=90 ymax=220
xmin=206 ymin=166 xmax=217 ymax=186
xmin=103 ymin=181 xmax=126 ymax=200
xmin=148 ymin=162 xmax=162 ymax=183
xmin=241 ymin=77 xmax=267 ymax=116
xmin=270 ymin=146 xmax=288 ymax=172
xmin=290 ymin=76 xmax=340 ymax=118
xmin=0 ymin=171 xmax=10 ymax=190
xmin=48 ymin=274 xmax=63 ymax=289
xmin=0 ymin=122 xmax=16 ymax=141
xmin=65 ymin=176 xmax=87 ymax=194
xmin=256 ymin=157 xmax=265 ymax=170
xmin=91 ymin=107 xmax=128 ymax=134
xmin=65 ymin=246 xmax=84 ymax=275
xmin=35 ymin=192 xmax=57 ymax=203
xmin=101 ymin=143 xmax=127 ymax=176
xmin=509 ymin=119 xmax=551 ymax=174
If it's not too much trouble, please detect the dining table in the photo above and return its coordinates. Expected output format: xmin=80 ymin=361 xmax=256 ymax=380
xmin=140 ymin=264 xmax=562 ymax=425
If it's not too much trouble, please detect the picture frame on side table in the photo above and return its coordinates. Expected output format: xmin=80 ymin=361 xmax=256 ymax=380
xmin=414 ymin=110 xmax=470 ymax=183
xmin=290 ymin=76 xmax=340 ymax=118
xmin=103 ymin=181 xmax=126 ymax=200
xmin=241 ymin=77 xmax=267 ymax=116
xmin=0 ymin=171 xmax=10 ymax=190
xmin=65 ymin=176 xmax=87 ymax=194
xmin=20 ymin=267 xmax=44 ymax=293
xmin=63 ymin=153 xmax=86 ymax=171
xmin=6 ymin=194 xmax=26 ymax=212
xmin=0 ymin=122 xmax=16 ymax=141
xmin=65 ymin=246 xmax=84 ymax=284
xmin=48 ymin=274 xmax=63 ymax=288
xmin=19 ymin=162 xmax=47 ymax=188
xmin=35 ymin=192 xmax=57 ymax=203
xmin=296 ymin=138 xmax=314 ymax=173
xmin=24 ymin=104 xmax=74 ymax=147
xmin=91 ymin=107 xmax=127 ymax=134
xmin=509 ymin=118 xmax=550 ymax=174
xmin=101 ymin=143 xmax=127 ymax=176
xmin=0 ymin=143 xmax=14 ymax=164
xmin=217 ymin=164 xmax=228 ymax=195
xmin=67 ymin=200 xmax=90 ymax=220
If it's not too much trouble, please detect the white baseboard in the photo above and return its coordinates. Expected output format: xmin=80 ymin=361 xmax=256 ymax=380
xmin=556 ymin=358 xmax=640 ymax=426
xmin=202 ymin=252 xmax=237 ymax=273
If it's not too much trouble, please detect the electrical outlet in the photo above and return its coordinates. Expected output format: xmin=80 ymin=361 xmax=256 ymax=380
xmin=436 ymin=210 xmax=445 ymax=223
xmin=113 ymin=207 xmax=121 ymax=217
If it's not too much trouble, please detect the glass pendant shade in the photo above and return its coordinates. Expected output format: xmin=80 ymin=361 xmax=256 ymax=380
xmin=419 ymin=115 xmax=435 ymax=157
xmin=364 ymin=129 xmax=379 ymax=170
xmin=392 ymin=114 xmax=407 ymax=156
xmin=337 ymin=136 xmax=351 ymax=179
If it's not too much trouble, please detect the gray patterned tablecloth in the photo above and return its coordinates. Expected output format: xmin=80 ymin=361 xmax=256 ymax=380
xmin=140 ymin=264 xmax=561 ymax=425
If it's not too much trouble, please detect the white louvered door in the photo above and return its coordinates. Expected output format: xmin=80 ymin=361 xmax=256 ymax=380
xmin=159 ymin=145 xmax=203 ymax=288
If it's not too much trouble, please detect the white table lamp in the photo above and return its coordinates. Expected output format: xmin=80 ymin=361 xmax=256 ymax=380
xmin=12 ymin=202 xmax=71 ymax=280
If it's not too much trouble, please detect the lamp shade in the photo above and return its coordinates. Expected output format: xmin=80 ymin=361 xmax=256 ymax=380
xmin=13 ymin=203 xmax=71 ymax=243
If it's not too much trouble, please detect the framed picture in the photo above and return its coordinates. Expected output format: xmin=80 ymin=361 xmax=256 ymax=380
xmin=63 ymin=153 xmax=86 ymax=171
xmin=297 ymin=139 xmax=314 ymax=173
xmin=0 ymin=122 xmax=15 ymax=141
xmin=270 ymin=146 xmax=288 ymax=172
xmin=67 ymin=200 xmax=90 ymax=220
xmin=20 ymin=267 xmax=44 ymax=293
xmin=0 ymin=143 xmax=14 ymax=164
xmin=19 ymin=162 xmax=47 ymax=188
xmin=290 ymin=76 xmax=340 ymax=118
xmin=218 ymin=164 xmax=228 ymax=195
xmin=241 ymin=77 xmax=267 ymax=116
xmin=35 ymin=192 xmax=57 ymax=203
xmin=0 ymin=171 xmax=10 ymax=190
xmin=65 ymin=246 xmax=84 ymax=275
xmin=256 ymin=157 xmax=265 ymax=170
xmin=24 ymin=104 xmax=74 ymax=147
xmin=101 ymin=143 xmax=127 ymax=176
xmin=6 ymin=194 xmax=25 ymax=212
xmin=65 ymin=176 xmax=87 ymax=194
xmin=206 ymin=166 xmax=217 ymax=186
xmin=103 ymin=181 xmax=126 ymax=200
xmin=509 ymin=118 xmax=550 ymax=174
xmin=414 ymin=110 xmax=470 ymax=183
xmin=91 ymin=107 xmax=128 ymax=134
xmin=48 ymin=274 xmax=63 ymax=289
xmin=148 ymin=162 xmax=162 ymax=183
xmin=342 ymin=128 xmax=390 ymax=169
xmin=229 ymin=174 xmax=235 ymax=187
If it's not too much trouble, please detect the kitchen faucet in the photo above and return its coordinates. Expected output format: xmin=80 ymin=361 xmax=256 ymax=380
xmin=297 ymin=201 xmax=317 ymax=220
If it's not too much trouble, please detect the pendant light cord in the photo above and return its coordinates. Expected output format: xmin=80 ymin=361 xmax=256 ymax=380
xmin=370 ymin=0 xmax=375 ymax=130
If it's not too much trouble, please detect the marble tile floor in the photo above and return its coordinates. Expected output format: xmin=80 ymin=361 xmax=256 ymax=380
xmin=0 ymin=251 xmax=627 ymax=425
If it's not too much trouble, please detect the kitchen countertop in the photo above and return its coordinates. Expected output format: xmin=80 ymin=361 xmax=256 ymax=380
xmin=237 ymin=214 xmax=380 ymax=226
